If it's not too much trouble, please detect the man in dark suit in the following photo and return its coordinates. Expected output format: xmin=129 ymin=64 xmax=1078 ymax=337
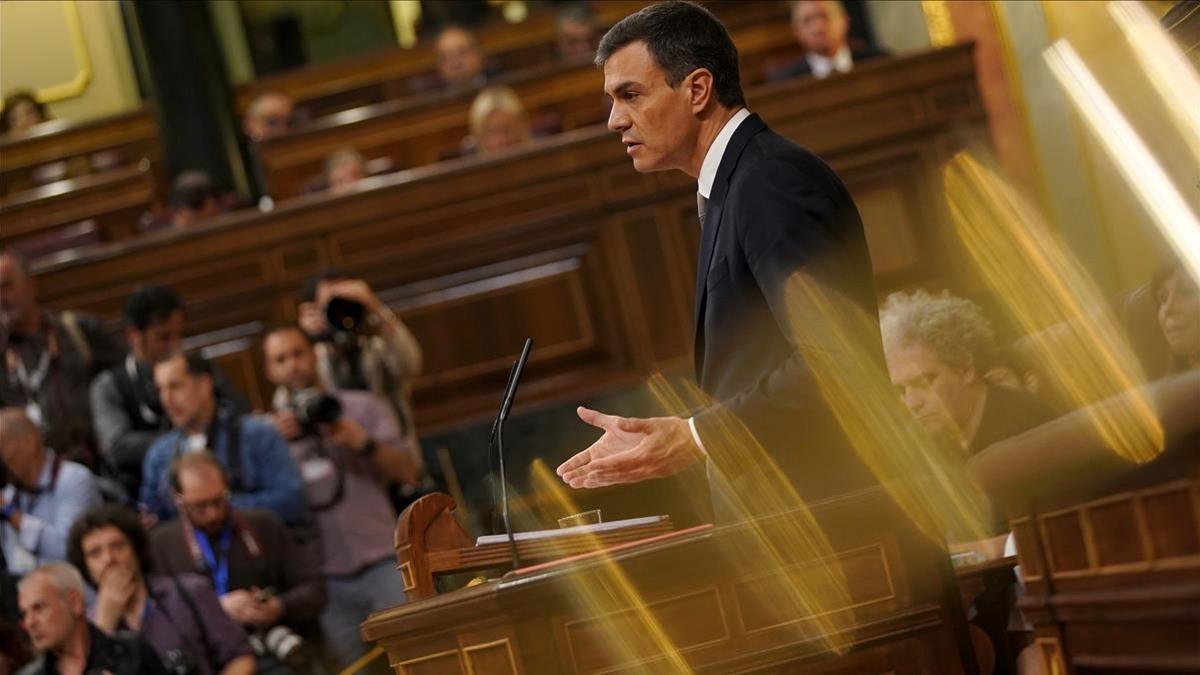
xmin=767 ymin=1 xmax=888 ymax=82
xmin=557 ymin=1 xmax=880 ymax=513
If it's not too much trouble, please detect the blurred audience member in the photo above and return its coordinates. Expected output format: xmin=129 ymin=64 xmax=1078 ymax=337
xmin=1153 ymin=256 xmax=1200 ymax=372
xmin=92 ymin=285 xmax=251 ymax=502
xmin=1 ymin=409 xmax=101 ymax=576
xmin=768 ymin=1 xmax=887 ymax=82
xmin=68 ymin=505 xmax=254 ymax=675
xmin=298 ymin=271 xmax=423 ymax=456
xmin=1 ymin=90 xmax=49 ymax=137
xmin=434 ymin=25 xmax=488 ymax=90
xmin=90 ymin=285 xmax=181 ymax=500
xmin=243 ymin=92 xmax=295 ymax=143
xmin=468 ymin=85 xmax=531 ymax=156
xmin=16 ymin=563 xmax=168 ymax=675
xmin=140 ymin=352 xmax=307 ymax=526
xmin=323 ymin=148 xmax=367 ymax=194
xmin=881 ymin=291 xmax=1055 ymax=456
xmin=261 ymin=325 xmax=414 ymax=669
xmin=556 ymin=4 xmax=598 ymax=60
xmin=1 ymin=250 xmax=124 ymax=468
xmin=151 ymin=453 xmax=325 ymax=673
xmin=169 ymin=171 xmax=221 ymax=229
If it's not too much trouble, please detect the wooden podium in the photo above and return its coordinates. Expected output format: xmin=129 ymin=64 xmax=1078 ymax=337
xmin=363 ymin=487 xmax=978 ymax=674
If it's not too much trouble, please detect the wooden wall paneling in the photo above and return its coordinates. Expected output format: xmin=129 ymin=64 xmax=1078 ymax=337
xmin=0 ymin=106 xmax=160 ymax=194
xmin=0 ymin=164 xmax=154 ymax=247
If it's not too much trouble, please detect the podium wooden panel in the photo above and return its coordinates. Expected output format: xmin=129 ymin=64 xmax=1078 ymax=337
xmin=364 ymin=488 xmax=977 ymax=674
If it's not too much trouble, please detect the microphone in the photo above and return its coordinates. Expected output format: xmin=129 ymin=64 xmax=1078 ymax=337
xmin=488 ymin=360 xmax=519 ymax=534
xmin=490 ymin=338 xmax=533 ymax=570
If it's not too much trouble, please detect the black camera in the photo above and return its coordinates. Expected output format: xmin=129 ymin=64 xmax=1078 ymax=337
xmin=293 ymin=388 xmax=342 ymax=433
xmin=326 ymin=296 xmax=366 ymax=334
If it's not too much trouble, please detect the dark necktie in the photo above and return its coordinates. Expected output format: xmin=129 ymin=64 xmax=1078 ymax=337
xmin=697 ymin=192 xmax=707 ymax=230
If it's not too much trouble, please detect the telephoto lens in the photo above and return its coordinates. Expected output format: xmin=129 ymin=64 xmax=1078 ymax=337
xmin=325 ymin=296 xmax=366 ymax=334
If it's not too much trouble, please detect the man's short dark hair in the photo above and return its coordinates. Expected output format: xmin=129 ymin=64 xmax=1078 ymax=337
xmin=264 ymin=322 xmax=313 ymax=346
xmin=299 ymin=267 xmax=352 ymax=303
xmin=169 ymin=452 xmax=230 ymax=493
xmin=168 ymin=170 xmax=217 ymax=211
xmin=158 ymin=350 xmax=215 ymax=380
xmin=67 ymin=504 xmax=151 ymax=587
xmin=124 ymin=284 xmax=183 ymax=331
xmin=595 ymin=1 xmax=745 ymax=109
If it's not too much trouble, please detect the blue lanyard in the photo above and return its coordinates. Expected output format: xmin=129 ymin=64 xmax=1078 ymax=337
xmin=194 ymin=528 xmax=232 ymax=596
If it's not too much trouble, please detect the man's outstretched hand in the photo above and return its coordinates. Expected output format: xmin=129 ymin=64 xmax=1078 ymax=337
xmin=556 ymin=407 xmax=702 ymax=489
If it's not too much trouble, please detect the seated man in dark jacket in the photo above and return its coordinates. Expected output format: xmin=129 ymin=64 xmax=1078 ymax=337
xmin=766 ymin=1 xmax=888 ymax=82
xmin=150 ymin=453 xmax=326 ymax=673
xmin=17 ymin=562 xmax=167 ymax=675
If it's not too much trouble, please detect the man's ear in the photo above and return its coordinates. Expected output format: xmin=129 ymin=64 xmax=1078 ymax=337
xmin=688 ymin=68 xmax=716 ymax=112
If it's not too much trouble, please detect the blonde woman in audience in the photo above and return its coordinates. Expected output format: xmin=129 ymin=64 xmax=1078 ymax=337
xmin=322 ymin=148 xmax=366 ymax=194
xmin=467 ymin=85 xmax=531 ymax=156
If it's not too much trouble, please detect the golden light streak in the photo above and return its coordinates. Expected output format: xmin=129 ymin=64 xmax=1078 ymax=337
xmin=1045 ymin=40 xmax=1200 ymax=285
xmin=779 ymin=277 xmax=995 ymax=544
xmin=527 ymin=458 xmax=695 ymax=674
xmin=643 ymin=375 xmax=856 ymax=656
xmin=943 ymin=152 xmax=1165 ymax=464
xmin=1109 ymin=1 xmax=1200 ymax=163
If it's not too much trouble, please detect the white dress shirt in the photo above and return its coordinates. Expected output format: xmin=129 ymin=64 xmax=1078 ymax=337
xmin=806 ymin=45 xmax=854 ymax=80
xmin=689 ymin=107 xmax=753 ymax=454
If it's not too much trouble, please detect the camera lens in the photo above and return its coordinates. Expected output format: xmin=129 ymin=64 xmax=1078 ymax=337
xmin=325 ymin=297 xmax=365 ymax=333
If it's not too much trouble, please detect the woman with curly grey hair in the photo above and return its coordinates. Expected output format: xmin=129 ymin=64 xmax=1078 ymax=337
xmin=879 ymin=290 xmax=1054 ymax=456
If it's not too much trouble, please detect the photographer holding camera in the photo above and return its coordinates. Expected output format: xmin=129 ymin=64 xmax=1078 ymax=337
xmin=297 ymin=270 xmax=424 ymax=474
xmin=150 ymin=453 xmax=326 ymax=675
xmin=262 ymin=324 xmax=416 ymax=671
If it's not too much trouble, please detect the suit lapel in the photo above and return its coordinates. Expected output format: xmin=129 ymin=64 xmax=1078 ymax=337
xmin=693 ymin=114 xmax=766 ymax=379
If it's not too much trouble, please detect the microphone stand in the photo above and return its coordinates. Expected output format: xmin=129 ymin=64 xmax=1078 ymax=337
xmin=490 ymin=338 xmax=533 ymax=571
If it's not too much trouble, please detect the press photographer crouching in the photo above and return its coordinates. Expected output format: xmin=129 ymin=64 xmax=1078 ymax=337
xmin=150 ymin=453 xmax=326 ymax=675
xmin=262 ymin=325 xmax=418 ymax=671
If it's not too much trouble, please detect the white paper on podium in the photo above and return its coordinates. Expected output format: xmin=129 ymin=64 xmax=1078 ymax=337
xmin=475 ymin=515 xmax=666 ymax=546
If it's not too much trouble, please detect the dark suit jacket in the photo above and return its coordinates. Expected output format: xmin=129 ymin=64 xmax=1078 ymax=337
xmin=692 ymin=114 xmax=880 ymax=509
xmin=766 ymin=46 xmax=890 ymax=82
xmin=148 ymin=508 xmax=326 ymax=627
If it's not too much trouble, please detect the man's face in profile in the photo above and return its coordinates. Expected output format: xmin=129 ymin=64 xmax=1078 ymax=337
xmin=603 ymin=41 xmax=697 ymax=173
xmin=792 ymin=0 xmax=848 ymax=58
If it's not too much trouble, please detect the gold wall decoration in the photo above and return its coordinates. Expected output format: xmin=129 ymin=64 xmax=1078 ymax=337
xmin=34 ymin=1 xmax=93 ymax=103
xmin=922 ymin=0 xmax=957 ymax=47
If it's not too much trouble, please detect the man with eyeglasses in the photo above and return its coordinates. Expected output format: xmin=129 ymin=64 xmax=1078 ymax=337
xmin=150 ymin=453 xmax=325 ymax=674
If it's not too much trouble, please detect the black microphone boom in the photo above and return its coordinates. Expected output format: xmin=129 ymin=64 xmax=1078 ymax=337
xmin=491 ymin=338 xmax=533 ymax=571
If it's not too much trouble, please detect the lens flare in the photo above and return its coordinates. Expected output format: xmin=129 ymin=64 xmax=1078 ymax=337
xmin=943 ymin=152 xmax=1164 ymax=464
xmin=1044 ymin=39 xmax=1200 ymax=286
